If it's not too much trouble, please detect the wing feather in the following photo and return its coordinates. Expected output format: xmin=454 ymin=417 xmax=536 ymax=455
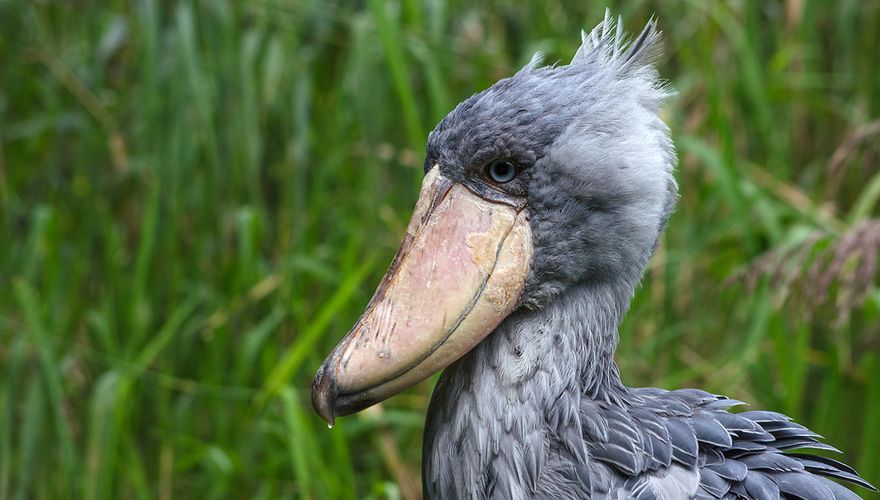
xmin=586 ymin=388 xmax=876 ymax=497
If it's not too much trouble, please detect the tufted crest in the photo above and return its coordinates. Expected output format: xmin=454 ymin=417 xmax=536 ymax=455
xmin=572 ymin=10 xmax=662 ymax=74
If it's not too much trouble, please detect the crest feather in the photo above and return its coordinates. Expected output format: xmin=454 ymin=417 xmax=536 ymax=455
xmin=516 ymin=51 xmax=546 ymax=76
xmin=571 ymin=9 xmax=662 ymax=74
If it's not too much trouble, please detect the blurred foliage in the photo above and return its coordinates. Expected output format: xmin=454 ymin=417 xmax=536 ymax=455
xmin=1 ymin=0 xmax=879 ymax=498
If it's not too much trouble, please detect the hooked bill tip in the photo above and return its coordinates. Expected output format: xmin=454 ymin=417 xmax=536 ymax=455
xmin=311 ymin=364 xmax=337 ymax=427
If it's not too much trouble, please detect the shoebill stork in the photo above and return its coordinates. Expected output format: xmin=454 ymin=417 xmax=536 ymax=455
xmin=312 ymin=14 xmax=876 ymax=499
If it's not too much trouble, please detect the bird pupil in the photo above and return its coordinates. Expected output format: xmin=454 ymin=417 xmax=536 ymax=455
xmin=489 ymin=160 xmax=515 ymax=183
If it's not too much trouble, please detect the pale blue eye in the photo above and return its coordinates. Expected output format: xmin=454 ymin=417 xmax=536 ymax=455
xmin=487 ymin=159 xmax=517 ymax=183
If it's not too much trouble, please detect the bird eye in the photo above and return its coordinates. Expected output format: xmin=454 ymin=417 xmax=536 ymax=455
xmin=486 ymin=159 xmax=517 ymax=183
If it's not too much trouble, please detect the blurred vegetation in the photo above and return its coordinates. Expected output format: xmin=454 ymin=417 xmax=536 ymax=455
xmin=1 ymin=0 xmax=879 ymax=498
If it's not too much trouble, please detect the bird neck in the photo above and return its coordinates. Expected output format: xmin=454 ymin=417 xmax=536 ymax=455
xmin=493 ymin=279 xmax=631 ymax=397
xmin=423 ymin=279 xmax=632 ymax=498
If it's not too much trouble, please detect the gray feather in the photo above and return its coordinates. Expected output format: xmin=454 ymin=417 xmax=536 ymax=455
xmin=771 ymin=471 xmax=835 ymax=500
xmin=791 ymin=454 xmax=877 ymax=490
xmin=418 ymin=15 xmax=875 ymax=500
xmin=742 ymin=471 xmax=781 ymax=500
xmin=692 ymin=415 xmax=734 ymax=448
xmin=824 ymin=477 xmax=867 ymax=500
xmin=698 ymin=467 xmax=730 ymax=498
xmin=741 ymin=452 xmax=806 ymax=473
xmin=706 ymin=459 xmax=748 ymax=482
xmin=666 ymin=418 xmax=700 ymax=466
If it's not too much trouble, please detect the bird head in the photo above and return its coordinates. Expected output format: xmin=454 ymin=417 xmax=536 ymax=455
xmin=313 ymin=15 xmax=676 ymax=425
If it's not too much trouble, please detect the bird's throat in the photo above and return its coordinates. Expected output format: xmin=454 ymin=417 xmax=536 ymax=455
xmin=422 ymin=280 xmax=631 ymax=498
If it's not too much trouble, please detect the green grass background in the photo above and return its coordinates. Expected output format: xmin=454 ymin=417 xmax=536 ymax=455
xmin=2 ymin=0 xmax=879 ymax=498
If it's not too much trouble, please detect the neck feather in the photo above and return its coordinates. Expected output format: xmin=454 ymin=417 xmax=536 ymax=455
xmin=423 ymin=279 xmax=633 ymax=498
